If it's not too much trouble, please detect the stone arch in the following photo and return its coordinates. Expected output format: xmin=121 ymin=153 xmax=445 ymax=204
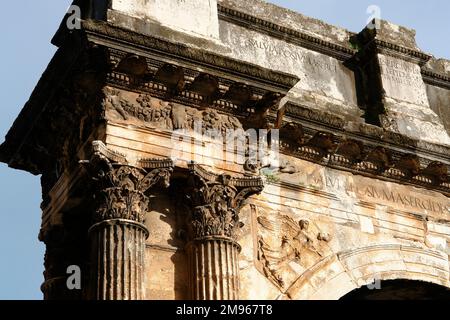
xmin=286 ymin=244 xmax=450 ymax=300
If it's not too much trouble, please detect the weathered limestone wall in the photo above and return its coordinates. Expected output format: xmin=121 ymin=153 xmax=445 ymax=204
xmin=238 ymin=156 xmax=450 ymax=299
xmin=219 ymin=21 xmax=360 ymax=120
xmin=2 ymin=0 xmax=450 ymax=301
xmin=99 ymin=86 xmax=450 ymax=298
xmin=425 ymin=59 xmax=450 ymax=135
xmin=427 ymin=84 xmax=450 ymax=134
xmin=109 ymin=0 xmax=220 ymax=40
xmin=103 ymin=0 xmax=450 ymax=146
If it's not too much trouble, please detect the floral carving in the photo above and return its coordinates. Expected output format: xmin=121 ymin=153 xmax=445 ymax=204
xmin=200 ymin=109 xmax=243 ymax=134
xmin=134 ymin=94 xmax=173 ymax=127
xmin=85 ymin=147 xmax=173 ymax=224
xmin=104 ymin=89 xmax=244 ymax=134
xmin=185 ymin=164 xmax=264 ymax=240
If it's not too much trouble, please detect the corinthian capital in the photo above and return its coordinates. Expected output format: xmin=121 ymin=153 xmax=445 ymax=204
xmin=186 ymin=163 xmax=264 ymax=241
xmin=82 ymin=141 xmax=173 ymax=224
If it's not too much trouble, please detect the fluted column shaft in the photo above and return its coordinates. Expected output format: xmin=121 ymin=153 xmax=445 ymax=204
xmin=84 ymin=143 xmax=173 ymax=300
xmin=89 ymin=219 xmax=148 ymax=300
xmin=184 ymin=164 xmax=264 ymax=300
xmin=187 ymin=237 xmax=241 ymax=300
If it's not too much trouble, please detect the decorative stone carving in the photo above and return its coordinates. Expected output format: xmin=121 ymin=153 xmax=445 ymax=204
xmin=257 ymin=213 xmax=331 ymax=290
xmin=394 ymin=155 xmax=421 ymax=178
xmin=153 ymin=63 xmax=185 ymax=95
xmin=335 ymin=140 xmax=364 ymax=164
xmin=245 ymin=92 xmax=283 ymax=129
xmin=423 ymin=162 xmax=448 ymax=185
xmin=103 ymin=87 xmax=129 ymax=120
xmin=92 ymin=165 xmax=171 ymax=223
xmin=276 ymin=103 xmax=450 ymax=193
xmin=171 ymin=104 xmax=188 ymax=129
xmin=185 ymin=163 xmax=264 ymax=240
xmin=201 ymin=109 xmax=243 ymax=134
xmin=82 ymin=141 xmax=174 ymax=300
xmin=104 ymin=88 xmax=245 ymax=134
xmin=134 ymin=94 xmax=173 ymax=127
xmin=188 ymin=73 xmax=220 ymax=106
xmin=223 ymin=83 xmax=253 ymax=106
xmin=305 ymin=132 xmax=337 ymax=158
xmin=184 ymin=163 xmax=264 ymax=300
xmin=363 ymin=147 xmax=392 ymax=172
xmin=114 ymin=54 xmax=150 ymax=79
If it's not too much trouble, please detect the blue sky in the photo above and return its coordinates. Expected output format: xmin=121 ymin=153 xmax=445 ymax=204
xmin=0 ymin=0 xmax=448 ymax=300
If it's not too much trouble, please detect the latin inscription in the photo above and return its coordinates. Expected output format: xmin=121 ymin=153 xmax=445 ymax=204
xmin=307 ymin=174 xmax=448 ymax=214
xmin=244 ymin=39 xmax=337 ymax=73
xmin=379 ymin=58 xmax=423 ymax=89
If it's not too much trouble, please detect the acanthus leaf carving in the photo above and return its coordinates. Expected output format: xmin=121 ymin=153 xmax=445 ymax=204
xmin=185 ymin=164 xmax=264 ymax=241
xmin=82 ymin=142 xmax=173 ymax=224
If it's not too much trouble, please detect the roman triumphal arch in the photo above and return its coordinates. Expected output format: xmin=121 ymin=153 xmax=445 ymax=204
xmin=1 ymin=0 xmax=449 ymax=300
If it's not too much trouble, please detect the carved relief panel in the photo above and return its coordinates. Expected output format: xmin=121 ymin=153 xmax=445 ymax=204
xmin=103 ymin=87 xmax=244 ymax=134
xmin=250 ymin=206 xmax=332 ymax=292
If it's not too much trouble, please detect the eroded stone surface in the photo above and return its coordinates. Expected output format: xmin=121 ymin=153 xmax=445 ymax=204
xmin=219 ymin=21 xmax=360 ymax=119
xmin=110 ymin=0 xmax=220 ymax=40
xmin=1 ymin=0 xmax=450 ymax=301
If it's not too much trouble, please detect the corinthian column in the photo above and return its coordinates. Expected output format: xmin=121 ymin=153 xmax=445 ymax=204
xmin=85 ymin=142 xmax=173 ymax=300
xmin=185 ymin=164 xmax=264 ymax=300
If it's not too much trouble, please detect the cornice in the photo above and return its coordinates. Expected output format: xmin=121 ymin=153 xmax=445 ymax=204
xmin=277 ymin=103 xmax=450 ymax=195
xmin=373 ymin=39 xmax=432 ymax=65
xmin=422 ymin=68 xmax=450 ymax=90
xmin=92 ymin=140 xmax=128 ymax=164
xmin=82 ymin=20 xmax=299 ymax=92
xmin=104 ymin=48 xmax=285 ymax=119
xmin=189 ymin=163 xmax=264 ymax=189
xmin=284 ymin=103 xmax=450 ymax=161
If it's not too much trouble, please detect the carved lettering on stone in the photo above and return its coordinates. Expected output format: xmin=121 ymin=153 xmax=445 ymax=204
xmin=378 ymin=54 xmax=429 ymax=106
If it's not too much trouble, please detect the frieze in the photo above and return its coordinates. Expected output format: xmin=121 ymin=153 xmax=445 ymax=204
xmin=104 ymin=88 xmax=244 ymax=134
